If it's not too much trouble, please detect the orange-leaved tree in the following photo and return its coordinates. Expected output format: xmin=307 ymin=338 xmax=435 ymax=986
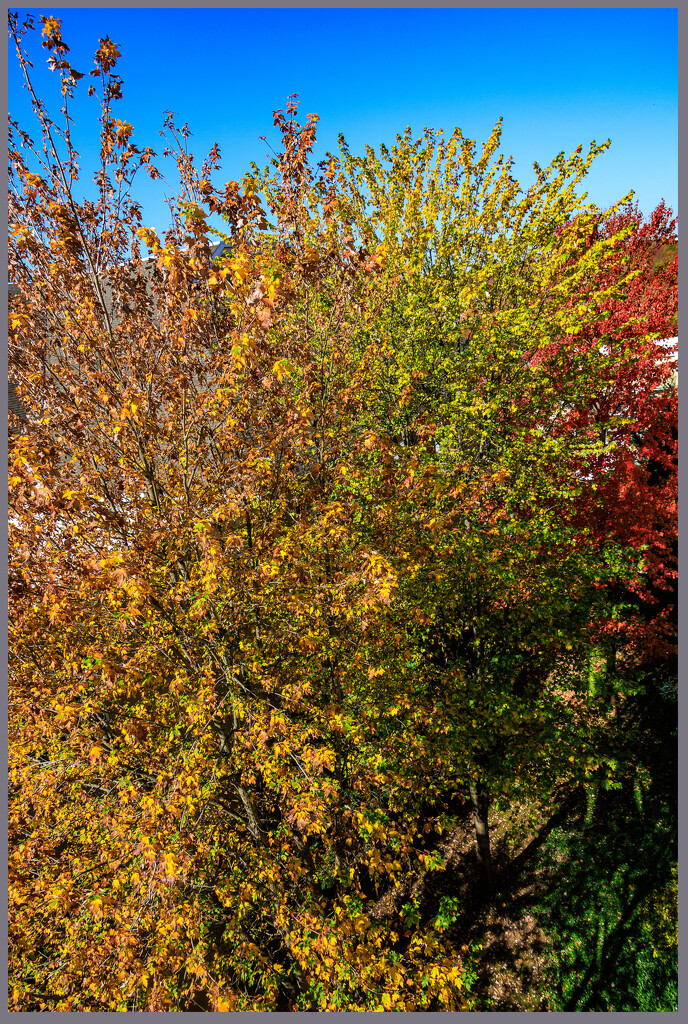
xmin=9 ymin=13 xmax=479 ymax=1011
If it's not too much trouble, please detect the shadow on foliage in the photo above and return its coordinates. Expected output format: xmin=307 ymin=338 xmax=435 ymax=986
xmin=515 ymin=693 xmax=677 ymax=1012
xmin=355 ymin=689 xmax=677 ymax=1012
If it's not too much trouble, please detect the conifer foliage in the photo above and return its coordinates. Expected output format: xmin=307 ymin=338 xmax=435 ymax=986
xmin=8 ymin=12 xmax=677 ymax=1011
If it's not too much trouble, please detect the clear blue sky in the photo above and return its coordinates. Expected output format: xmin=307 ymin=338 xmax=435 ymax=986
xmin=9 ymin=7 xmax=678 ymax=242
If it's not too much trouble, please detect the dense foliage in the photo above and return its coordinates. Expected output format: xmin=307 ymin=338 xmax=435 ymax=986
xmin=8 ymin=12 xmax=677 ymax=1011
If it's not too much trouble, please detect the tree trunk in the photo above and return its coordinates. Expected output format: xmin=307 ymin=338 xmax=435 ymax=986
xmin=469 ymin=778 xmax=495 ymax=898
xmin=608 ymin=642 xmax=618 ymax=718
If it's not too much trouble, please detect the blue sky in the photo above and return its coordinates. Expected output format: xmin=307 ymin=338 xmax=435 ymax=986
xmin=9 ymin=7 xmax=678 ymax=242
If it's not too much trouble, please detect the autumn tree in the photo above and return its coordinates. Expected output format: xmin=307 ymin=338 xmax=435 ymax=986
xmin=8 ymin=10 xmax=675 ymax=1011
xmin=307 ymin=125 xmax=677 ymax=889
xmin=565 ymin=200 xmax=677 ymax=706
xmin=9 ymin=15 xmax=479 ymax=1010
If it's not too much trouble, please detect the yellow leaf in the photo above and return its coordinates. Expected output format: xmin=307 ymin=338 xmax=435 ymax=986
xmin=273 ymin=358 xmax=291 ymax=381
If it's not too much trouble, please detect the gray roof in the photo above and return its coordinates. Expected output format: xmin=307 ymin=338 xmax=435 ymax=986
xmin=8 ymin=379 xmax=29 ymax=422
